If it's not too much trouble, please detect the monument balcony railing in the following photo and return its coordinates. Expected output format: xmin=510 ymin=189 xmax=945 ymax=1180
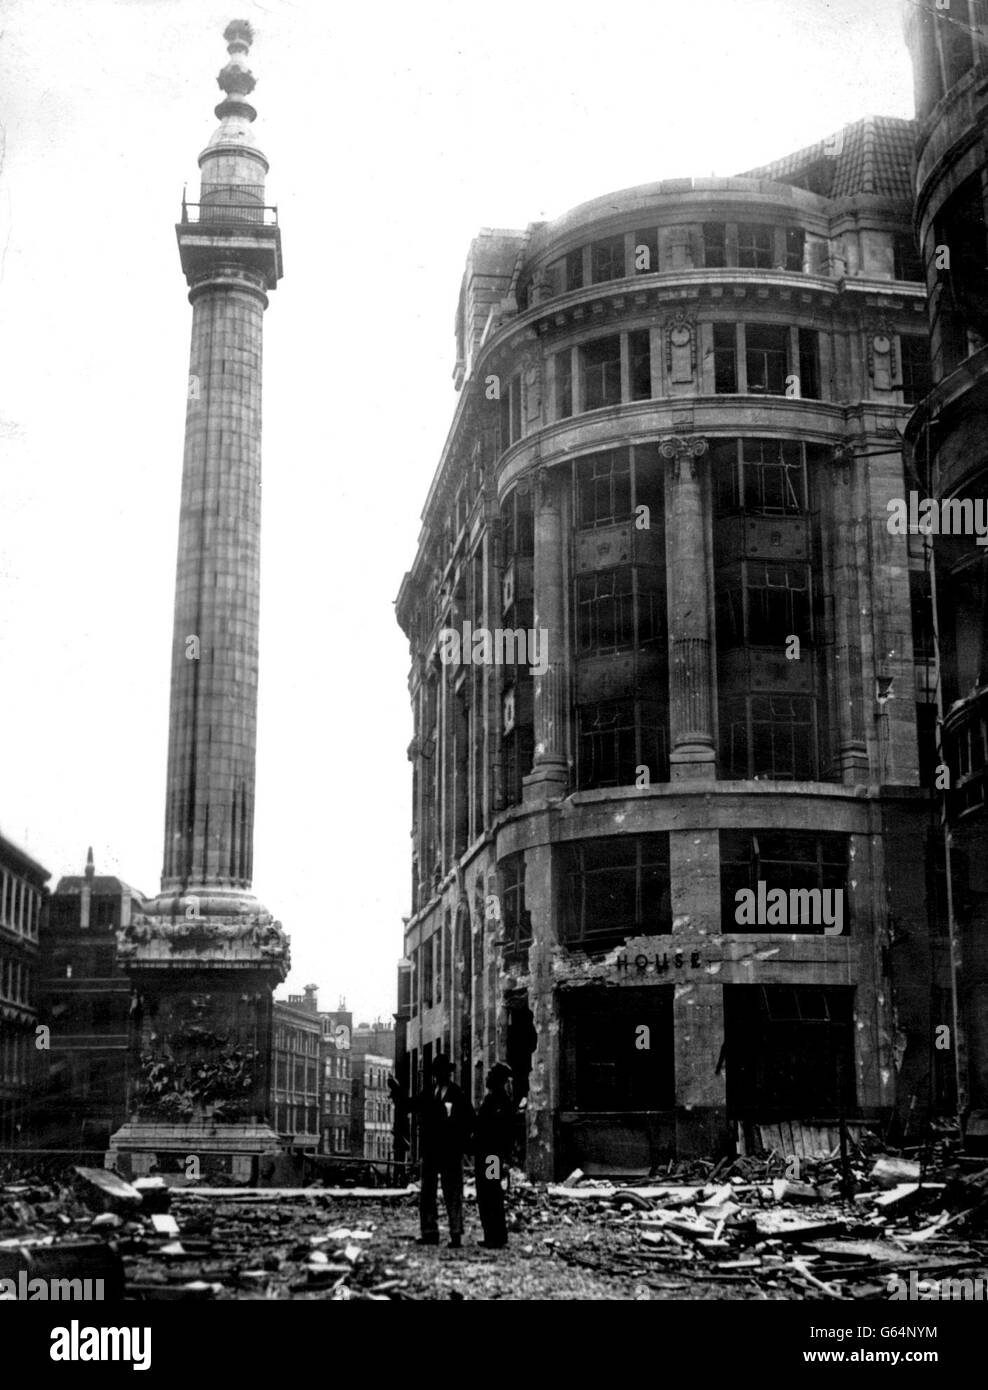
xmin=180 ymin=199 xmax=279 ymax=228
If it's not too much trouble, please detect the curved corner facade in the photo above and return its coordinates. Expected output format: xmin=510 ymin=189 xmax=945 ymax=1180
xmin=398 ymin=121 xmax=942 ymax=1179
xmin=904 ymin=0 xmax=988 ymax=1123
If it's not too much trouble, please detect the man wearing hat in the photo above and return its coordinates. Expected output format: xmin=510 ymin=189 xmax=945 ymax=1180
xmin=391 ymin=1053 xmax=474 ymax=1247
xmin=474 ymin=1062 xmax=515 ymax=1249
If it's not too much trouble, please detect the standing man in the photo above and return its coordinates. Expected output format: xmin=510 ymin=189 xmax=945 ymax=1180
xmin=474 ymin=1062 xmax=514 ymax=1249
xmin=390 ymin=1053 xmax=474 ymax=1248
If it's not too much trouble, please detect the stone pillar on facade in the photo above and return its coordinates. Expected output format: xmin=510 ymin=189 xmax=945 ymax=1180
xmin=669 ymin=829 xmax=728 ymax=1155
xmin=524 ymin=467 xmax=569 ymax=802
xmin=830 ymin=447 xmax=870 ymax=780
xmin=521 ymin=837 xmax=558 ymax=1181
xmin=662 ymin=436 xmax=716 ymax=779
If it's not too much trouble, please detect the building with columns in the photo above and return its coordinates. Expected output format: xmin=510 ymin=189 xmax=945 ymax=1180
xmin=109 ymin=20 xmax=289 ymax=1179
xmin=902 ymin=0 xmax=988 ymax=1140
xmin=396 ymin=117 xmax=945 ymax=1178
xmin=0 ymin=832 xmax=49 ymax=1148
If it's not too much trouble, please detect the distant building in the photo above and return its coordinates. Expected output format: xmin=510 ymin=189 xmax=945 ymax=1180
xmin=272 ymin=985 xmax=321 ymax=1150
xmin=319 ymin=1003 xmax=353 ymax=1154
xmin=0 ymin=832 xmax=49 ymax=1147
xmin=351 ymin=1052 xmax=393 ymax=1163
xmin=353 ymin=1019 xmax=395 ymax=1064
xmin=38 ymin=850 xmax=143 ymax=1149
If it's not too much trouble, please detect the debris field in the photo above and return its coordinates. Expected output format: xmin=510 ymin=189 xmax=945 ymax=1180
xmin=2 ymin=1137 xmax=988 ymax=1301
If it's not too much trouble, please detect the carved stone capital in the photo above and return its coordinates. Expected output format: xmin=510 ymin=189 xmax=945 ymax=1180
xmin=659 ymin=434 xmax=709 ymax=481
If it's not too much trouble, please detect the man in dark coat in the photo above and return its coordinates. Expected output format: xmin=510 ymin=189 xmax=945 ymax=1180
xmin=390 ymin=1053 xmax=474 ymax=1247
xmin=474 ymin=1062 xmax=514 ymax=1249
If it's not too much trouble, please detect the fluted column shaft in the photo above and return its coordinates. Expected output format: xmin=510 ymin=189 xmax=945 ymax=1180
xmin=662 ymin=437 xmax=716 ymax=779
xmin=161 ymin=272 xmax=267 ymax=894
xmin=524 ymin=468 xmax=569 ymax=800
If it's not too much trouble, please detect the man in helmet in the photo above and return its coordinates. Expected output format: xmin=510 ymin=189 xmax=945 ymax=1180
xmin=474 ymin=1061 xmax=515 ymax=1249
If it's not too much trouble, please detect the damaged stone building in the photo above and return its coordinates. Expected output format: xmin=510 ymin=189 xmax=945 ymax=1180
xmin=396 ymin=117 xmax=947 ymax=1178
xmin=903 ymin=0 xmax=988 ymax=1140
xmin=0 ymin=832 xmax=48 ymax=1148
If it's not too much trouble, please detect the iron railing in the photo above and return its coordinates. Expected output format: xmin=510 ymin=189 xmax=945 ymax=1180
xmin=180 ymin=198 xmax=278 ymax=228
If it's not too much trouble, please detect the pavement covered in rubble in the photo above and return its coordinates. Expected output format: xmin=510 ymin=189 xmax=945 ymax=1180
xmin=3 ymin=1136 xmax=988 ymax=1300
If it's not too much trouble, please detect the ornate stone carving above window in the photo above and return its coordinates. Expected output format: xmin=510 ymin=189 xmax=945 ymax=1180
xmin=867 ymin=317 xmax=895 ymax=391
xmin=664 ymin=312 xmax=696 ymax=384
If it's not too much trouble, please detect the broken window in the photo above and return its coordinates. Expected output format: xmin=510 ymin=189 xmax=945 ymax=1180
xmin=719 ymin=830 xmax=849 ymax=931
xmin=576 ymin=699 xmax=668 ymax=789
xmin=737 ymin=224 xmax=774 ymax=269
xmin=422 ymin=936 xmax=435 ymax=1008
xmin=933 ymin=177 xmax=988 ymax=371
xmin=502 ymin=720 xmax=534 ymax=809
xmin=899 ymin=334 xmax=932 ymax=405
xmin=591 ymin=235 xmax=625 ymax=284
xmin=718 ymin=560 xmax=812 ymax=648
xmin=498 ymin=373 xmax=522 ymax=452
xmin=716 ymin=439 xmax=807 ymax=516
xmin=941 ymin=8 xmax=976 ymax=89
xmin=563 ymin=833 xmax=671 ymax=947
xmin=560 ymin=986 xmax=674 ymax=1111
xmin=720 ymin=692 xmax=819 ymax=781
xmin=580 ymin=335 xmax=622 ymax=411
xmin=577 ymin=450 xmax=631 ymax=528
xmin=798 ymin=329 xmax=821 ymax=399
xmin=555 ymin=349 xmax=573 ymax=420
xmin=893 ymin=232 xmax=924 ymax=282
xmin=724 ymin=984 xmax=855 ymax=1117
xmin=501 ymin=487 xmax=534 ymax=562
xmin=713 ymin=322 xmax=737 ymax=393
xmin=746 ymin=561 xmax=811 ymax=646
xmin=500 ymin=852 xmax=532 ymax=951
xmin=745 ymin=323 xmax=789 ymax=394
xmin=565 ymin=248 xmax=584 ymax=293
xmin=703 ymin=222 xmax=727 ymax=268
xmin=577 ymin=568 xmax=634 ymax=652
xmin=785 ymin=227 xmax=805 ymax=272
xmin=629 ymin=329 xmax=651 ymax=401
xmin=910 ymin=569 xmax=935 ymax=664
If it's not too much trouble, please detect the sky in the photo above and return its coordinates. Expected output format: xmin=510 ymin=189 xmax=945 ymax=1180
xmin=0 ymin=0 xmax=915 ymax=1024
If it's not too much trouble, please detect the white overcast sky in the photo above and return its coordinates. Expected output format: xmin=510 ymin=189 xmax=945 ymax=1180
xmin=0 ymin=0 xmax=914 ymax=1023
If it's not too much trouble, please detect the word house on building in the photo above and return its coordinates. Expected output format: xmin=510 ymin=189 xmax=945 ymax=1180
xmin=395 ymin=117 xmax=945 ymax=1178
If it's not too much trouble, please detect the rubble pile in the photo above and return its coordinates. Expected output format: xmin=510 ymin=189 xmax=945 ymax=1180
xmin=0 ymin=1139 xmax=986 ymax=1299
xmin=543 ymin=1141 xmax=988 ymax=1299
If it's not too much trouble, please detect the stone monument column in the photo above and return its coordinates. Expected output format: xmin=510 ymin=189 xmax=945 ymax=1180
xmin=110 ymin=21 xmax=289 ymax=1181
